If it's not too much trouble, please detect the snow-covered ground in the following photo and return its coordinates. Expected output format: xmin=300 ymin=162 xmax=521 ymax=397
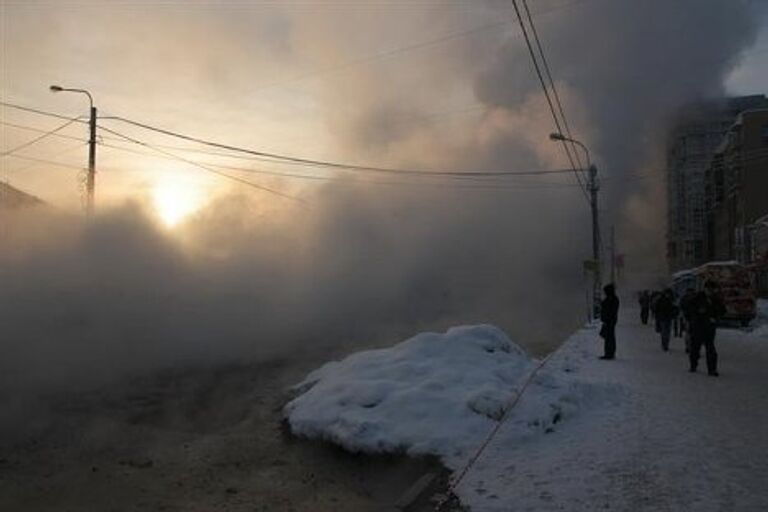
xmin=286 ymin=305 xmax=768 ymax=511
xmin=284 ymin=325 xmax=620 ymax=469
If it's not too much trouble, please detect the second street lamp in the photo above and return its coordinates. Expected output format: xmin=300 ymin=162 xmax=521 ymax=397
xmin=50 ymin=85 xmax=97 ymax=217
xmin=550 ymin=132 xmax=602 ymax=319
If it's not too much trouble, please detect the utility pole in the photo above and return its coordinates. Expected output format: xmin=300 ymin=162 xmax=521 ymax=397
xmin=549 ymin=132 xmax=602 ymax=320
xmin=610 ymin=225 xmax=616 ymax=284
xmin=589 ymin=164 xmax=601 ymax=318
xmin=87 ymin=104 xmax=97 ymax=216
xmin=50 ymin=85 xmax=97 ymax=216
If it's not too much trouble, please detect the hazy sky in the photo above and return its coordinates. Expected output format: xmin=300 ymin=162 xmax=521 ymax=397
xmin=1 ymin=0 xmax=766 ymax=213
xmin=726 ymin=20 xmax=768 ymax=95
xmin=1 ymin=0 xmax=501 ymax=209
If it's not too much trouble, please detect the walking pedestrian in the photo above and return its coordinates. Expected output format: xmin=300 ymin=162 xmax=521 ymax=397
xmin=679 ymin=287 xmax=696 ymax=353
xmin=688 ymin=281 xmax=726 ymax=376
xmin=655 ymin=289 xmax=677 ymax=351
xmin=638 ymin=290 xmax=650 ymax=325
xmin=599 ymin=283 xmax=620 ymax=360
xmin=672 ymin=290 xmax=682 ymax=338
xmin=650 ymin=290 xmax=662 ymax=333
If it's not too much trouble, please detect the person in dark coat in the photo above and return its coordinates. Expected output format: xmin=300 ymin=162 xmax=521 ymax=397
xmin=638 ymin=290 xmax=650 ymax=325
xmin=599 ymin=283 xmax=620 ymax=360
xmin=650 ymin=290 xmax=662 ymax=333
xmin=679 ymin=287 xmax=696 ymax=353
xmin=688 ymin=281 xmax=726 ymax=376
xmin=655 ymin=289 xmax=677 ymax=351
xmin=672 ymin=290 xmax=683 ymax=338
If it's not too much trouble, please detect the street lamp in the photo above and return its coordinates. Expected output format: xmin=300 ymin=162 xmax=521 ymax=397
xmin=549 ymin=132 xmax=591 ymax=169
xmin=549 ymin=132 xmax=602 ymax=319
xmin=50 ymin=85 xmax=97 ymax=217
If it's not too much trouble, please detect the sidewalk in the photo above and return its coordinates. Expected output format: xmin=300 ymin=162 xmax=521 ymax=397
xmin=456 ymin=308 xmax=768 ymax=511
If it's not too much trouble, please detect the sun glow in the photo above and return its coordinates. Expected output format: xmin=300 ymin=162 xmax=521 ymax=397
xmin=151 ymin=176 xmax=207 ymax=227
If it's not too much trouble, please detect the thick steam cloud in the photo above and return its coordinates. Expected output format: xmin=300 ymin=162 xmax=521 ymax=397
xmin=1 ymin=0 xmax=764 ymax=400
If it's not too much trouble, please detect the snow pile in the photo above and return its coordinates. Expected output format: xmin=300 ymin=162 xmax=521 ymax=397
xmin=284 ymin=324 xmax=617 ymax=466
xmin=488 ymin=328 xmax=624 ymax=439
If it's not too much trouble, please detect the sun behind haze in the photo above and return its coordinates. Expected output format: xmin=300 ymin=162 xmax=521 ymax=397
xmin=150 ymin=172 xmax=210 ymax=227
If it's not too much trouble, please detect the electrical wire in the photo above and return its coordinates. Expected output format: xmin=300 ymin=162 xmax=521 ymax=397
xmin=0 ymin=120 xmax=89 ymax=144
xmin=97 ymin=136 xmax=581 ymax=186
xmin=0 ymin=101 xmax=89 ymax=124
xmin=2 ymin=98 xmax=589 ymax=179
xmin=5 ymin=142 xmax=89 ymax=174
xmin=96 ymin=124 xmax=306 ymax=204
xmin=96 ymin=138 xmax=586 ymax=191
xmin=3 ymin=117 xmax=578 ymax=182
xmin=5 ymin=154 xmax=85 ymax=171
xmin=99 ymin=115 xmax=581 ymax=178
xmin=1 ymin=117 xmax=80 ymax=157
xmin=510 ymin=0 xmax=590 ymax=203
xmin=521 ymin=0 xmax=589 ymax=188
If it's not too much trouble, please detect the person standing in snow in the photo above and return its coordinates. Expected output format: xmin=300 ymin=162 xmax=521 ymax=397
xmin=688 ymin=281 xmax=726 ymax=376
xmin=599 ymin=283 xmax=620 ymax=360
xmin=654 ymin=289 xmax=677 ymax=351
xmin=638 ymin=290 xmax=650 ymax=325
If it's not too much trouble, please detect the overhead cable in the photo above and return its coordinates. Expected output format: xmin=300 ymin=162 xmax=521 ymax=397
xmin=96 ymin=124 xmax=306 ymax=204
xmin=511 ymin=0 xmax=590 ymax=203
xmin=521 ymin=0 xmax=589 ymax=183
xmin=1 ymin=117 xmax=81 ymax=157
xmin=100 ymin=115 xmax=579 ymax=177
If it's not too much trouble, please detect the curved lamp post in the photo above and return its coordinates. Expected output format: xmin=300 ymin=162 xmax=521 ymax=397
xmin=550 ymin=132 xmax=601 ymax=318
xmin=50 ymin=85 xmax=97 ymax=216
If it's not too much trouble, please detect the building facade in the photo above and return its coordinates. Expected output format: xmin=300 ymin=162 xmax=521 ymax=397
xmin=666 ymin=95 xmax=768 ymax=272
xmin=706 ymin=109 xmax=768 ymax=263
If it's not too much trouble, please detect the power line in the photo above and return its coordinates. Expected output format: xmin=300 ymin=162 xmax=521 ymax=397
xmin=1 ymin=118 xmax=80 ymax=157
xmin=93 ymin=134 xmax=577 ymax=190
xmin=4 ymin=153 xmax=85 ymax=172
xmin=510 ymin=0 xmax=589 ymax=203
xmin=97 ymin=136 xmax=580 ymax=188
xmin=97 ymin=140 xmax=340 ymax=182
xmin=2 ymin=99 xmax=595 ymax=194
xmin=95 ymin=137 xmax=585 ymax=191
xmin=0 ymin=101 xmax=89 ymax=124
xmin=0 ymin=102 xmax=612 ymax=185
xmin=99 ymin=115 xmax=580 ymax=177
xmin=5 ymin=142 xmax=89 ymax=174
xmin=521 ymin=0 xmax=588 ymax=183
xmin=0 ymin=120 xmax=89 ymax=144
xmin=96 ymin=124 xmax=306 ymax=204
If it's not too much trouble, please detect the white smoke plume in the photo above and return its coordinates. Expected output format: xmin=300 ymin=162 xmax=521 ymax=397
xmin=1 ymin=0 xmax=764 ymax=402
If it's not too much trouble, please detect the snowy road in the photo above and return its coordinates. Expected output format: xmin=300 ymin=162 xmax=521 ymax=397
xmin=458 ymin=308 xmax=768 ymax=512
